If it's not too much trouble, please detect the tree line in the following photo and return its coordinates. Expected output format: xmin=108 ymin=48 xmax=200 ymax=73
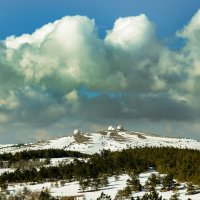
xmin=1 ymin=147 xmax=200 ymax=185
xmin=0 ymin=149 xmax=89 ymax=162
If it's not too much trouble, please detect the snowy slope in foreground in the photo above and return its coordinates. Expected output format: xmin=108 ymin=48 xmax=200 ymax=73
xmin=7 ymin=170 xmax=200 ymax=200
xmin=1 ymin=129 xmax=200 ymax=154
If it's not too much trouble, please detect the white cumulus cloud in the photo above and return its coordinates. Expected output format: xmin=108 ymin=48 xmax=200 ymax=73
xmin=0 ymin=11 xmax=200 ymax=141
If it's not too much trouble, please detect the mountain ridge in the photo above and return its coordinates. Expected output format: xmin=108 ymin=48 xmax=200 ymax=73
xmin=1 ymin=127 xmax=200 ymax=154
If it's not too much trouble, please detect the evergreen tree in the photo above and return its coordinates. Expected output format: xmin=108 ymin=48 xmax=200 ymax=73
xmin=96 ymin=192 xmax=111 ymax=200
xmin=186 ymin=183 xmax=196 ymax=195
xmin=100 ymin=175 xmax=109 ymax=187
xmin=169 ymin=193 xmax=179 ymax=200
xmin=79 ymin=178 xmax=89 ymax=192
xmin=145 ymin=173 xmax=160 ymax=191
xmin=162 ymin=174 xmax=174 ymax=190
xmin=127 ymin=174 xmax=142 ymax=192
xmin=140 ymin=187 xmax=162 ymax=200
xmin=38 ymin=191 xmax=55 ymax=200
xmin=114 ymin=186 xmax=132 ymax=200
xmin=90 ymin=178 xmax=101 ymax=191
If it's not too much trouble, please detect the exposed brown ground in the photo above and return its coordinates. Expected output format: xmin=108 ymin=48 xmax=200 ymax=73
xmin=98 ymin=130 xmax=108 ymax=135
xmin=110 ymin=131 xmax=127 ymax=142
xmin=137 ymin=134 xmax=147 ymax=139
xmin=74 ymin=133 xmax=91 ymax=143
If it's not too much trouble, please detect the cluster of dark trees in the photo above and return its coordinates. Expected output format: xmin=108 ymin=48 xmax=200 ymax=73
xmin=1 ymin=147 xmax=200 ymax=187
xmin=134 ymin=188 xmax=163 ymax=200
xmin=126 ymin=173 xmax=142 ymax=192
xmin=114 ymin=187 xmax=163 ymax=200
xmin=0 ymin=187 xmax=58 ymax=200
xmin=114 ymin=173 xmax=177 ymax=200
xmin=0 ymin=158 xmax=48 ymax=169
xmin=0 ymin=149 xmax=88 ymax=162
xmin=79 ymin=175 xmax=108 ymax=191
xmin=114 ymin=176 xmax=195 ymax=200
xmin=97 ymin=192 xmax=111 ymax=200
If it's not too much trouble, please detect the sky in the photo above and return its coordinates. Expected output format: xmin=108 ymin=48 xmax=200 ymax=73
xmin=0 ymin=0 xmax=200 ymax=143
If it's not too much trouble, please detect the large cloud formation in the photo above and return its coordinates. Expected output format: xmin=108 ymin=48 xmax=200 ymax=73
xmin=1 ymin=11 xmax=200 ymax=142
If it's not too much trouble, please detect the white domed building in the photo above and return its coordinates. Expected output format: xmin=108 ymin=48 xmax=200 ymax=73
xmin=73 ymin=129 xmax=81 ymax=135
xmin=108 ymin=126 xmax=114 ymax=131
xmin=116 ymin=125 xmax=124 ymax=131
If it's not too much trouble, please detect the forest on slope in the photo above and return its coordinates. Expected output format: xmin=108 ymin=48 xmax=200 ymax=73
xmin=0 ymin=147 xmax=200 ymax=185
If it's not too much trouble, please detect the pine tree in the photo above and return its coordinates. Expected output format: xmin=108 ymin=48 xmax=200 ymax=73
xmin=127 ymin=174 xmax=142 ymax=192
xmin=169 ymin=193 xmax=179 ymax=200
xmin=114 ymin=186 xmax=132 ymax=200
xmin=140 ymin=187 xmax=162 ymax=200
xmin=100 ymin=175 xmax=109 ymax=188
xmin=162 ymin=174 xmax=174 ymax=190
xmin=38 ymin=191 xmax=52 ymax=200
xmin=186 ymin=183 xmax=196 ymax=195
xmin=96 ymin=192 xmax=111 ymax=200
xmin=90 ymin=178 xmax=101 ymax=191
xmin=79 ymin=178 xmax=89 ymax=192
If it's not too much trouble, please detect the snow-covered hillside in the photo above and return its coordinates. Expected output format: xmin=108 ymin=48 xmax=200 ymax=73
xmin=0 ymin=128 xmax=200 ymax=154
xmin=5 ymin=170 xmax=200 ymax=200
